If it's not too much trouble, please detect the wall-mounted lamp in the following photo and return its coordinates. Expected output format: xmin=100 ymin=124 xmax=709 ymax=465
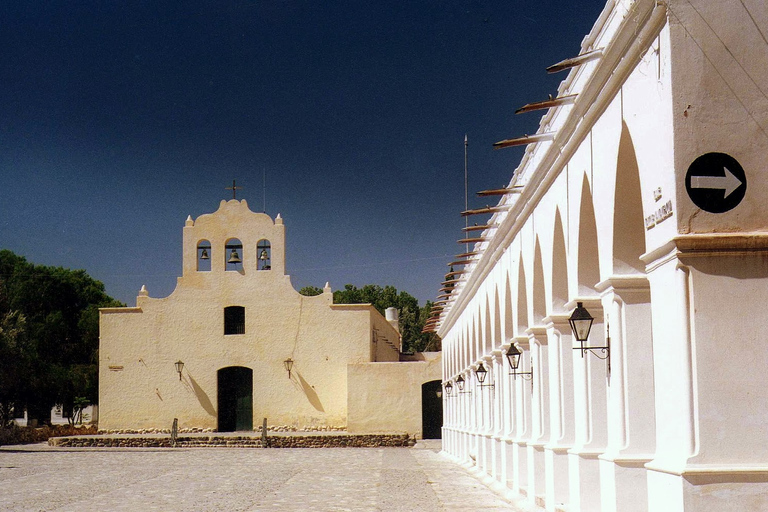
xmin=506 ymin=345 xmax=533 ymax=381
xmin=283 ymin=358 xmax=294 ymax=379
xmin=474 ymin=363 xmax=494 ymax=389
xmin=569 ymin=302 xmax=610 ymax=372
xmin=174 ymin=360 xmax=184 ymax=380
xmin=456 ymin=375 xmax=471 ymax=394
xmin=444 ymin=381 xmax=453 ymax=396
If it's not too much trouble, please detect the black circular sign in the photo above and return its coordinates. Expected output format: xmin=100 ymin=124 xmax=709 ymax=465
xmin=685 ymin=152 xmax=746 ymax=213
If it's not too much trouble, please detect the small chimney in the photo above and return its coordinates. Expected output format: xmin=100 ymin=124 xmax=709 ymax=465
xmin=385 ymin=307 xmax=399 ymax=333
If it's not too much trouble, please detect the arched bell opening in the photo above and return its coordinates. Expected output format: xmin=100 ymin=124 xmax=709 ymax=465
xmin=225 ymin=238 xmax=243 ymax=272
xmin=256 ymin=239 xmax=271 ymax=270
xmin=197 ymin=240 xmax=211 ymax=272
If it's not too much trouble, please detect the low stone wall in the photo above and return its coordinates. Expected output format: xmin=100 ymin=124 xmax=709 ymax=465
xmin=98 ymin=428 xmax=215 ymax=435
xmin=50 ymin=433 xmax=413 ymax=449
xmin=265 ymin=434 xmax=412 ymax=448
xmin=97 ymin=426 xmax=346 ymax=435
xmin=51 ymin=436 xmax=263 ymax=448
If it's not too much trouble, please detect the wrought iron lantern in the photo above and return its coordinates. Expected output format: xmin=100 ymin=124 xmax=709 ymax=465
xmin=283 ymin=358 xmax=294 ymax=379
xmin=474 ymin=363 xmax=494 ymax=389
xmin=445 ymin=381 xmax=453 ymax=395
xmin=174 ymin=360 xmax=184 ymax=380
xmin=505 ymin=344 xmax=533 ymax=381
xmin=568 ymin=302 xmax=610 ymax=373
xmin=568 ymin=302 xmax=594 ymax=342
xmin=475 ymin=363 xmax=487 ymax=383
xmin=456 ymin=375 xmax=465 ymax=391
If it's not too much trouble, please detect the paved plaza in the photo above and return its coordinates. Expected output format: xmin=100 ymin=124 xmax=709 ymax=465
xmin=0 ymin=440 xmax=514 ymax=511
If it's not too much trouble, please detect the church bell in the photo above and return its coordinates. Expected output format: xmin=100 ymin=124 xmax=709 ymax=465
xmin=200 ymin=248 xmax=210 ymax=260
xmin=228 ymin=249 xmax=241 ymax=264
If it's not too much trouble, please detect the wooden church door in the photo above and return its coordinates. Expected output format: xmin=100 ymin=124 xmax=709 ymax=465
xmin=217 ymin=366 xmax=253 ymax=431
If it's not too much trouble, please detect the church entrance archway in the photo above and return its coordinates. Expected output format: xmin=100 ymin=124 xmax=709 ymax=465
xmin=421 ymin=380 xmax=443 ymax=439
xmin=217 ymin=366 xmax=253 ymax=432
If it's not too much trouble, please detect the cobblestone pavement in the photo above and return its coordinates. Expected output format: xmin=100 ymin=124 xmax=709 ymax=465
xmin=0 ymin=440 xmax=514 ymax=511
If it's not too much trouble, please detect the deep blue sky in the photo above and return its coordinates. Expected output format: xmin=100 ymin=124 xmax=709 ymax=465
xmin=1 ymin=1 xmax=606 ymax=306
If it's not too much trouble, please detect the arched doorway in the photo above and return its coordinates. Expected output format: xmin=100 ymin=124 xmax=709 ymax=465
xmin=422 ymin=380 xmax=443 ymax=439
xmin=217 ymin=366 xmax=253 ymax=432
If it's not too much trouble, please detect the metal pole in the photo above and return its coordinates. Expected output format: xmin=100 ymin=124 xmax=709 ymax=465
xmin=464 ymin=134 xmax=468 ymax=254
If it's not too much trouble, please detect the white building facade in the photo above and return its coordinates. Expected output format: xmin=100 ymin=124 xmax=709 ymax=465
xmin=437 ymin=1 xmax=768 ymax=511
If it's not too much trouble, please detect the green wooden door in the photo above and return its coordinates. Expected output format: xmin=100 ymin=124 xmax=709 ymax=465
xmin=421 ymin=380 xmax=443 ymax=439
xmin=217 ymin=366 xmax=253 ymax=432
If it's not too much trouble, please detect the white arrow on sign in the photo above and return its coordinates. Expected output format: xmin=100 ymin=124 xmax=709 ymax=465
xmin=691 ymin=166 xmax=743 ymax=199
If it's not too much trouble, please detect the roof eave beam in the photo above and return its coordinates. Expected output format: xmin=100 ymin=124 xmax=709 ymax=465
xmin=493 ymin=132 xmax=556 ymax=150
xmin=546 ymin=48 xmax=604 ymax=74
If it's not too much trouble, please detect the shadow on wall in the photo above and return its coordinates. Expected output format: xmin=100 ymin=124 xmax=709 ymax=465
xmin=187 ymin=375 xmax=217 ymax=417
xmin=295 ymin=372 xmax=325 ymax=413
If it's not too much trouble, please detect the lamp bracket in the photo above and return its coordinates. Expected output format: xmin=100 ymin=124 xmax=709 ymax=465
xmin=574 ymin=337 xmax=611 ymax=373
xmin=582 ymin=347 xmax=609 ymax=359
xmin=509 ymin=370 xmax=533 ymax=381
xmin=509 ymin=356 xmax=534 ymax=386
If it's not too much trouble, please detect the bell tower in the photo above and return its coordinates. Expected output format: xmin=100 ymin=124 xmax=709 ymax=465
xmin=181 ymin=199 xmax=286 ymax=278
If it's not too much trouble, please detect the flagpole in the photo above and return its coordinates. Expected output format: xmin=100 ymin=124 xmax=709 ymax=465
xmin=464 ymin=134 xmax=469 ymax=254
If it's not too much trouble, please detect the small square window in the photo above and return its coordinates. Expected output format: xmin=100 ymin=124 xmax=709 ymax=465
xmin=224 ymin=306 xmax=245 ymax=335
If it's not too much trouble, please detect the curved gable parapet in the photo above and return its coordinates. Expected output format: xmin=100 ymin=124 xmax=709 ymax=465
xmin=193 ymin=199 xmax=276 ymax=229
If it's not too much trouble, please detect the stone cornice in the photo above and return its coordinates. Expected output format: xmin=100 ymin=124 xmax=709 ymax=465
xmin=642 ymin=233 xmax=768 ymax=272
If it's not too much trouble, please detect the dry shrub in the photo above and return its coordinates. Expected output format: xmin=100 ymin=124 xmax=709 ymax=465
xmin=0 ymin=424 xmax=97 ymax=446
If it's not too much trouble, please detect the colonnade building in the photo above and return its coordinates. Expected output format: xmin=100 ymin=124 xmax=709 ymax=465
xmin=434 ymin=1 xmax=768 ymax=511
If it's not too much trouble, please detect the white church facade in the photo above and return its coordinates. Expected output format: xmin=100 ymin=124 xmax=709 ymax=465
xmin=99 ymin=199 xmax=440 ymax=436
xmin=435 ymin=1 xmax=768 ymax=511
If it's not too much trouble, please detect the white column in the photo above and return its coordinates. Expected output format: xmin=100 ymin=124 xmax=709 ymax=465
xmin=512 ymin=335 xmax=532 ymax=502
xmin=542 ymin=315 xmax=574 ymax=511
xmin=596 ymin=276 xmax=655 ymax=512
xmin=527 ymin=326 xmax=549 ymax=506
xmin=645 ymin=259 xmax=696 ymax=511
xmin=566 ymin=298 xmax=606 ymax=512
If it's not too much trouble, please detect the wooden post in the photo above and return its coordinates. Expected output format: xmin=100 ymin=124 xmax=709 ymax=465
xmin=261 ymin=417 xmax=268 ymax=447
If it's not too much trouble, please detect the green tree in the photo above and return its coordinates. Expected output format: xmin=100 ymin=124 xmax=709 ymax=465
xmin=0 ymin=250 xmax=122 ymax=425
xmin=332 ymin=284 xmax=441 ymax=353
xmin=0 ymin=311 xmax=32 ymax=426
xmin=298 ymin=286 xmax=324 ymax=297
